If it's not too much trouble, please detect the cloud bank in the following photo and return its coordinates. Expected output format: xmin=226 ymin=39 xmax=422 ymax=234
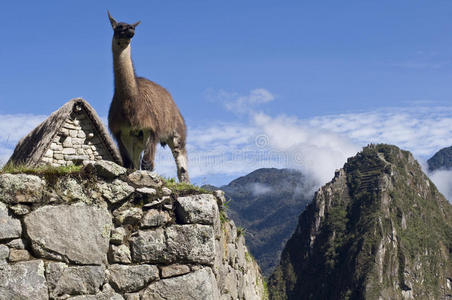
xmin=428 ymin=169 xmax=452 ymax=201
xmin=310 ymin=107 xmax=452 ymax=156
xmin=1 ymin=90 xmax=451 ymax=200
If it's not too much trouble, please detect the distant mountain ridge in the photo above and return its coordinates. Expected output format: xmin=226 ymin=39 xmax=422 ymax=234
xmin=269 ymin=144 xmax=452 ymax=300
xmin=428 ymin=145 xmax=452 ymax=171
xmin=205 ymin=168 xmax=316 ymax=276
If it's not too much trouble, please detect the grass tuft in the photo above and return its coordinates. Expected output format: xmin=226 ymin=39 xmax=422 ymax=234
xmin=162 ymin=177 xmax=212 ymax=196
xmin=237 ymin=226 xmax=246 ymax=237
xmin=1 ymin=163 xmax=83 ymax=176
xmin=1 ymin=163 xmax=84 ymax=185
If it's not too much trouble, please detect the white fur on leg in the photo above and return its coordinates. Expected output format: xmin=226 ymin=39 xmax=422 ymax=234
xmin=176 ymin=152 xmax=189 ymax=183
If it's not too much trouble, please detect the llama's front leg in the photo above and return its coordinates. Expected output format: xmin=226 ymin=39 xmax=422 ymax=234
xmin=115 ymin=132 xmax=133 ymax=168
xmin=168 ymin=135 xmax=190 ymax=183
xmin=120 ymin=130 xmax=143 ymax=169
xmin=142 ymin=134 xmax=157 ymax=171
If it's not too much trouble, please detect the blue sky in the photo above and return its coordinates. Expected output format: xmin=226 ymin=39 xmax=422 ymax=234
xmin=1 ymin=1 xmax=452 ymax=197
xmin=2 ymin=1 xmax=452 ymax=118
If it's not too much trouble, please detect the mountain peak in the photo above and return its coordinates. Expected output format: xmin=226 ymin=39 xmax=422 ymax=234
xmin=428 ymin=145 xmax=452 ymax=171
xmin=269 ymin=144 xmax=452 ymax=299
xmin=227 ymin=168 xmax=306 ymax=187
xmin=206 ymin=168 xmax=316 ymax=276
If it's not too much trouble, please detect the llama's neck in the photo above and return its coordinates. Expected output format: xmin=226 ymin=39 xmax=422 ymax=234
xmin=112 ymin=41 xmax=138 ymax=97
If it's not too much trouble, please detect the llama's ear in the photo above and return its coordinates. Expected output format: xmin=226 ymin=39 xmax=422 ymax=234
xmin=132 ymin=21 xmax=141 ymax=28
xmin=107 ymin=10 xmax=118 ymax=29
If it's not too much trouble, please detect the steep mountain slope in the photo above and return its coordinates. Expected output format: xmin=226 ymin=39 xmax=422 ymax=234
xmin=269 ymin=144 xmax=452 ymax=300
xmin=206 ymin=168 xmax=316 ymax=276
xmin=428 ymin=145 xmax=452 ymax=171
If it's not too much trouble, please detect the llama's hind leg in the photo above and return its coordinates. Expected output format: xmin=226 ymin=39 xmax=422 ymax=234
xmin=168 ymin=134 xmax=190 ymax=183
xmin=142 ymin=133 xmax=157 ymax=171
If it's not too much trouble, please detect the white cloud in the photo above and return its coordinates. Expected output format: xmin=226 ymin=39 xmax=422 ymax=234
xmin=0 ymin=114 xmax=47 ymax=165
xmin=153 ymin=112 xmax=360 ymax=188
xmin=207 ymin=88 xmax=275 ymax=114
xmin=250 ymin=183 xmax=273 ymax=196
xmin=428 ymin=169 xmax=452 ymax=201
xmin=0 ymin=114 xmax=47 ymax=143
xmin=0 ymin=148 xmax=12 ymax=167
xmin=310 ymin=107 xmax=452 ymax=156
xmin=252 ymin=112 xmax=360 ymax=185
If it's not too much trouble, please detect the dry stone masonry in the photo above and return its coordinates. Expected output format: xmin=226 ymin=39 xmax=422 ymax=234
xmin=41 ymin=106 xmax=114 ymax=167
xmin=8 ymin=98 xmax=122 ymax=169
xmin=0 ymin=161 xmax=267 ymax=299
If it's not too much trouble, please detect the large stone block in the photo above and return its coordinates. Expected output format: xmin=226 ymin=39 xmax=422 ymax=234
xmin=130 ymin=224 xmax=215 ymax=265
xmin=97 ymin=179 xmax=135 ymax=204
xmin=160 ymin=264 xmax=190 ymax=278
xmin=24 ymin=204 xmax=112 ymax=265
xmin=108 ymin=264 xmax=159 ymax=293
xmin=67 ymin=283 xmax=123 ymax=300
xmin=0 ymin=260 xmax=48 ymax=300
xmin=0 ymin=202 xmax=21 ymax=240
xmin=128 ymin=171 xmax=162 ymax=187
xmin=141 ymin=268 xmax=220 ymax=300
xmin=46 ymin=262 xmax=105 ymax=298
xmin=130 ymin=229 xmax=169 ymax=263
xmin=93 ymin=160 xmax=127 ymax=179
xmin=0 ymin=174 xmax=44 ymax=203
xmin=166 ymin=224 xmax=215 ymax=265
xmin=175 ymin=194 xmax=218 ymax=225
xmin=141 ymin=209 xmax=171 ymax=228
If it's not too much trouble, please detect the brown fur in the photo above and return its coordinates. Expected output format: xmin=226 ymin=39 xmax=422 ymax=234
xmin=107 ymin=12 xmax=189 ymax=183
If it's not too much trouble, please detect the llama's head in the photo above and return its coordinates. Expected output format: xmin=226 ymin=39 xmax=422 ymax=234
xmin=108 ymin=11 xmax=141 ymax=49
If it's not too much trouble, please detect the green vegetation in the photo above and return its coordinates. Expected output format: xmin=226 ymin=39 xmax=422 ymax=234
xmin=218 ymin=198 xmax=230 ymax=225
xmin=1 ymin=163 xmax=83 ymax=185
xmin=219 ymin=209 xmax=228 ymax=224
xmin=162 ymin=177 xmax=212 ymax=196
xmin=262 ymin=277 xmax=270 ymax=300
xmin=237 ymin=226 xmax=246 ymax=237
xmin=1 ymin=163 xmax=82 ymax=175
xmin=245 ymin=250 xmax=252 ymax=262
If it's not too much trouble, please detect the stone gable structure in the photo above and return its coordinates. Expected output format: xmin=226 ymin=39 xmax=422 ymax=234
xmin=8 ymin=98 xmax=122 ymax=167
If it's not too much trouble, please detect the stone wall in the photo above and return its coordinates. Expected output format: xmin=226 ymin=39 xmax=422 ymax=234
xmin=0 ymin=161 xmax=267 ymax=299
xmin=41 ymin=108 xmax=114 ymax=167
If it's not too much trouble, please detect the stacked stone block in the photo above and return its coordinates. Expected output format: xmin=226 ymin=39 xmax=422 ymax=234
xmin=0 ymin=161 xmax=266 ymax=299
xmin=40 ymin=108 xmax=114 ymax=167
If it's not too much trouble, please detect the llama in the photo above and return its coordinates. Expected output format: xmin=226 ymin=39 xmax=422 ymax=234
xmin=107 ymin=12 xmax=189 ymax=183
